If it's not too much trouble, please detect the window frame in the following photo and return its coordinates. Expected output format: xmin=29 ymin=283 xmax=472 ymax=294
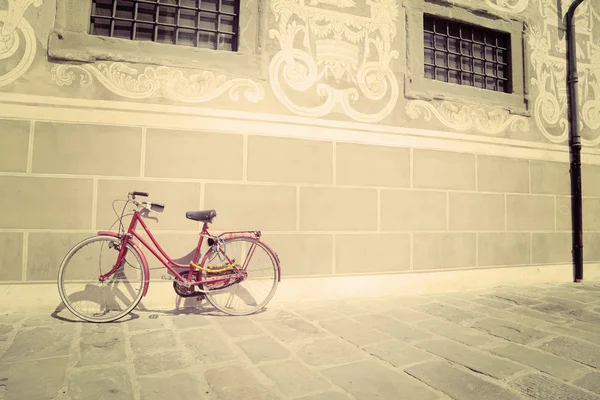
xmin=48 ymin=0 xmax=267 ymax=79
xmin=88 ymin=0 xmax=241 ymax=52
xmin=404 ymin=0 xmax=528 ymax=115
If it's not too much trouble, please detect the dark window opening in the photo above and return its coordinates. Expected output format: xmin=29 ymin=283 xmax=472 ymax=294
xmin=423 ymin=14 xmax=511 ymax=93
xmin=90 ymin=0 xmax=240 ymax=51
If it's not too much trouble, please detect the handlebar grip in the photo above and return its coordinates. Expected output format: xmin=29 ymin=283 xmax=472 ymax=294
xmin=132 ymin=191 xmax=149 ymax=197
xmin=149 ymin=202 xmax=165 ymax=212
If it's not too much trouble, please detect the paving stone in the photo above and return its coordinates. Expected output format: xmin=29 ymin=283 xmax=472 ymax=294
xmin=489 ymin=343 xmax=589 ymax=381
xmin=572 ymin=284 xmax=600 ymax=292
xmin=405 ymin=360 xmax=522 ymax=400
xmin=296 ymin=392 xmax=352 ymax=400
xmin=471 ymin=298 xmax=515 ymax=310
xmin=0 ymin=326 xmax=12 ymax=336
xmin=540 ymin=324 xmax=600 ymax=346
xmin=487 ymin=293 xmax=542 ymax=307
xmin=0 ymin=357 xmax=68 ymax=400
xmin=325 ymin=300 xmax=376 ymax=316
xmin=353 ymin=314 xmax=432 ymax=342
xmin=537 ymin=336 xmax=600 ymax=368
xmin=469 ymin=318 xmax=551 ymax=345
xmin=532 ymin=302 xmax=578 ymax=314
xmin=0 ymin=325 xmax=73 ymax=363
xmin=413 ymin=302 xmax=481 ymax=324
xmin=319 ymin=317 xmax=389 ymax=346
xmin=470 ymin=307 xmax=553 ymax=329
xmin=322 ymin=360 xmax=439 ymax=400
xmin=170 ymin=314 xmax=213 ymax=329
xmin=296 ymin=338 xmax=366 ymax=366
xmin=511 ymin=306 xmax=572 ymax=324
xmin=254 ymin=318 xmax=324 ymax=349
xmin=249 ymin=309 xmax=297 ymax=322
xmin=292 ymin=307 xmax=344 ymax=321
xmin=237 ymin=336 xmax=290 ymax=363
xmin=538 ymin=296 xmax=585 ymax=310
xmin=215 ymin=316 xmax=264 ymax=338
xmin=127 ymin=314 xmax=171 ymax=331
xmin=205 ymin=365 xmax=277 ymax=400
xmin=81 ymin=322 xmax=123 ymax=334
xmin=261 ymin=318 xmax=326 ymax=344
xmin=541 ymin=291 xmax=598 ymax=304
xmin=433 ymin=295 xmax=478 ymax=309
xmin=133 ymin=350 xmax=191 ymax=376
xmin=560 ymin=309 xmax=600 ymax=324
xmin=68 ymin=365 xmax=133 ymax=400
xmin=0 ymin=315 xmax=23 ymax=324
xmin=385 ymin=307 xmax=432 ymax=323
xmin=139 ymin=372 xmax=205 ymax=400
xmin=130 ymin=329 xmax=176 ymax=355
xmin=21 ymin=315 xmax=65 ymax=327
xmin=78 ymin=324 xmax=126 ymax=367
xmin=363 ymin=340 xmax=432 ymax=367
xmin=416 ymin=339 xmax=525 ymax=379
xmin=511 ymin=373 xmax=598 ymax=400
xmin=574 ymin=372 xmax=600 ymax=395
xmin=391 ymin=296 xmax=438 ymax=307
xmin=571 ymin=321 xmax=600 ymax=335
xmin=180 ymin=327 xmax=237 ymax=363
xmin=415 ymin=318 xmax=502 ymax=348
xmin=258 ymin=360 xmax=331 ymax=397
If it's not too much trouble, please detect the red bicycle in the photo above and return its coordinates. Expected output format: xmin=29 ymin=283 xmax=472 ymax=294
xmin=57 ymin=191 xmax=281 ymax=323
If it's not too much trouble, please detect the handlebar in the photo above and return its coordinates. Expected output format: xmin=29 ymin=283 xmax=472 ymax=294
xmin=128 ymin=191 xmax=165 ymax=213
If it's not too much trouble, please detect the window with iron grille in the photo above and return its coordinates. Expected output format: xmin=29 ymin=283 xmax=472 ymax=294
xmin=423 ymin=14 xmax=511 ymax=93
xmin=90 ymin=0 xmax=240 ymax=51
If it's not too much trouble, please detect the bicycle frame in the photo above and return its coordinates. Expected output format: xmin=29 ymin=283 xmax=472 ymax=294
xmin=96 ymin=208 xmax=279 ymax=298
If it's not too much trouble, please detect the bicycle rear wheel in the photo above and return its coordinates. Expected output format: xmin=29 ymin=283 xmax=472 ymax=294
xmin=203 ymin=237 xmax=279 ymax=316
xmin=57 ymin=236 xmax=147 ymax=323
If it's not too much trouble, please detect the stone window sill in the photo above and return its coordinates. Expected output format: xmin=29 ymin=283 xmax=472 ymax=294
xmin=47 ymin=29 xmax=265 ymax=79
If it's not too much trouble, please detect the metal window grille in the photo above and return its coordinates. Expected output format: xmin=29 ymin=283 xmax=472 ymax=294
xmin=90 ymin=0 xmax=240 ymax=51
xmin=423 ymin=14 xmax=511 ymax=93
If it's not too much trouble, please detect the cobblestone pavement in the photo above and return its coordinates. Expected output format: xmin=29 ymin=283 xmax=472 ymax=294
xmin=2 ymin=282 xmax=600 ymax=400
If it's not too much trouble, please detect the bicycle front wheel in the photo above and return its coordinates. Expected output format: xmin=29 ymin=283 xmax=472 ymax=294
xmin=203 ymin=237 xmax=279 ymax=316
xmin=57 ymin=236 xmax=147 ymax=323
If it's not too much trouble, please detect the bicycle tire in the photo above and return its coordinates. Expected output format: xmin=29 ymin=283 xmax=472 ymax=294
xmin=57 ymin=236 xmax=147 ymax=323
xmin=203 ymin=237 xmax=279 ymax=316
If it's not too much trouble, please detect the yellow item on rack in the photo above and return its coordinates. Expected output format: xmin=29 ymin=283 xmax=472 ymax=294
xmin=190 ymin=259 xmax=237 ymax=273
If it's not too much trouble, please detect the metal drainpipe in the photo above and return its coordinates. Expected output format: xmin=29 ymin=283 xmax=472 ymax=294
xmin=566 ymin=0 xmax=586 ymax=282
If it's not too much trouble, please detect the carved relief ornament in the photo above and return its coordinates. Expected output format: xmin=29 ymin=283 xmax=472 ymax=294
xmin=529 ymin=0 xmax=600 ymax=146
xmin=269 ymin=0 xmax=401 ymax=123
xmin=406 ymin=100 xmax=529 ymax=134
xmin=0 ymin=0 xmax=42 ymax=88
xmin=50 ymin=62 xmax=265 ymax=104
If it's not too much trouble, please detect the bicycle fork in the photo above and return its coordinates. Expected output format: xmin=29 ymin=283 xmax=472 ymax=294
xmin=99 ymin=236 xmax=130 ymax=282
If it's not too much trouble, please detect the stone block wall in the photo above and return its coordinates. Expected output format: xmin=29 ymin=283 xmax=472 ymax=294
xmin=2 ymin=116 xmax=600 ymax=285
xmin=0 ymin=0 xmax=600 ymax=294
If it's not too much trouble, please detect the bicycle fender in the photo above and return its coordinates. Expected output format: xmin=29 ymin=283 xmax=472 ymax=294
xmin=217 ymin=233 xmax=281 ymax=282
xmin=97 ymin=231 xmax=151 ymax=296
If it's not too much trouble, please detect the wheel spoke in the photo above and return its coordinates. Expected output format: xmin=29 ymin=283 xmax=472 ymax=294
xmin=57 ymin=236 xmax=146 ymax=323
xmin=204 ymin=237 xmax=279 ymax=316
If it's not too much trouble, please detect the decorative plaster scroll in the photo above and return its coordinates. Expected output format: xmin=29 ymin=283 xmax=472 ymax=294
xmin=529 ymin=0 xmax=600 ymax=146
xmin=483 ymin=0 xmax=529 ymax=14
xmin=406 ymin=100 xmax=529 ymax=135
xmin=450 ymin=0 xmax=529 ymax=14
xmin=50 ymin=62 xmax=265 ymax=103
xmin=0 ymin=0 xmax=42 ymax=88
xmin=309 ymin=0 xmax=356 ymax=7
xmin=269 ymin=0 xmax=400 ymax=123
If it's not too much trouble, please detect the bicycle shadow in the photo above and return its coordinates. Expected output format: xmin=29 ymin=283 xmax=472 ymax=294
xmin=51 ymin=284 xmax=270 ymax=323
